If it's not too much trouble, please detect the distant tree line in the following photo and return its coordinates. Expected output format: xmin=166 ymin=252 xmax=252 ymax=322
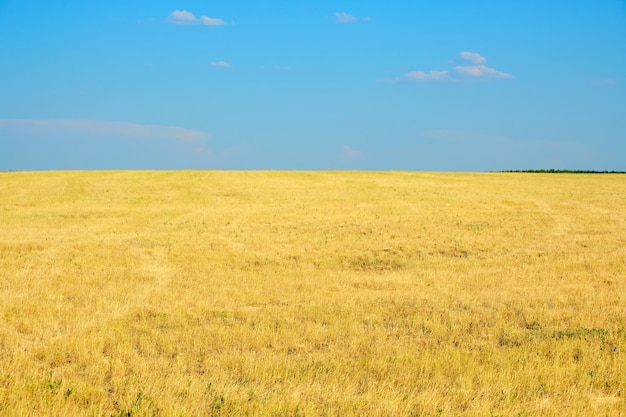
xmin=499 ymin=169 xmax=625 ymax=174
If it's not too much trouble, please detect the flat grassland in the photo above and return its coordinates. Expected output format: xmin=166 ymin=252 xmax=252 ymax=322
xmin=0 ymin=171 xmax=624 ymax=416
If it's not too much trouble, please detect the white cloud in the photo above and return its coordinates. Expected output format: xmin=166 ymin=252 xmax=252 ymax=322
xmin=455 ymin=52 xmax=512 ymax=79
xmin=334 ymin=12 xmax=372 ymax=24
xmin=454 ymin=65 xmax=513 ymax=79
xmin=211 ymin=61 xmax=232 ymax=68
xmin=168 ymin=10 xmax=227 ymax=26
xmin=335 ymin=12 xmax=358 ymax=23
xmin=169 ymin=10 xmax=197 ymax=25
xmin=459 ymin=51 xmax=486 ymax=64
xmin=334 ymin=12 xmax=371 ymax=24
xmin=200 ymin=16 xmax=227 ymax=26
xmin=0 ymin=120 xmax=209 ymax=142
xmin=396 ymin=52 xmax=512 ymax=83
xmin=342 ymin=145 xmax=362 ymax=160
xmin=403 ymin=70 xmax=449 ymax=81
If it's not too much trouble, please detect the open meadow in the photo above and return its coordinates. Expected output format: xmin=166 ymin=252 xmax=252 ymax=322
xmin=0 ymin=171 xmax=624 ymax=416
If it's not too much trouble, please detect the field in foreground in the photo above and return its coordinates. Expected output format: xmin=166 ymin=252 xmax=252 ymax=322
xmin=0 ymin=171 xmax=624 ymax=416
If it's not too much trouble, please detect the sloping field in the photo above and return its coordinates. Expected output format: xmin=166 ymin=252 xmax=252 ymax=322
xmin=0 ymin=171 xmax=624 ymax=416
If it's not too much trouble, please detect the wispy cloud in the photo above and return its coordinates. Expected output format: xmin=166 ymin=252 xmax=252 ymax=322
xmin=342 ymin=145 xmax=362 ymax=160
xmin=453 ymin=51 xmax=512 ymax=79
xmin=0 ymin=120 xmax=210 ymax=142
xmin=0 ymin=120 xmax=214 ymax=170
xmin=403 ymin=70 xmax=449 ymax=82
xmin=396 ymin=51 xmax=512 ymax=83
xmin=335 ymin=12 xmax=357 ymax=23
xmin=168 ymin=10 xmax=227 ymax=26
xmin=454 ymin=65 xmax=512 ymax=79
xmin=200 ymin=16 xmax=227 ymax=26
xmin=459 ymin=51 xmax=486 ymax=64
xmin=335 ymin=12 xmax=371 ymax=23
xmin=454 ymin=52 xmax=512 ymax=78
xmin=211 ymin=61 xmax=232 ymax=68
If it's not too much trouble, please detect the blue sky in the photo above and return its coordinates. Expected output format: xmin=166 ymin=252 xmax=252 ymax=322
xmin=1 ymin=0 xmax=625 ymax=171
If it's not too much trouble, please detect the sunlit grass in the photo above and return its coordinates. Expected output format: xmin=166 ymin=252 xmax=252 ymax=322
xmin=1 ymin=171 xmax=624 ymax=416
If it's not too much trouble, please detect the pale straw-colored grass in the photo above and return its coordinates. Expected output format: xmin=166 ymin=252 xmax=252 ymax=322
xmin=0 ymin=171 xmax=624 ymax=416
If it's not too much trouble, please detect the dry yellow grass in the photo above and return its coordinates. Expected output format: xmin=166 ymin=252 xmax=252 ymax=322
xmin=0 ymin=171 xmax=624 ymax=416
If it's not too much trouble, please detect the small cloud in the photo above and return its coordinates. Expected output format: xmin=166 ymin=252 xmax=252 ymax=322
xmin=335 ymin=12 xmax=357 ymax=23
xmin=211 ymin=61 xmax=232 ymax=68
xmin=403 ymin=70 xmax=449 ymax=82
xmin=334 ymin=12 xmax=371 ymax=23
xmin=200 ymin=16 xmax=227 ymax=26
xmin=592 ymin=77 xmax=618 ymax=87
xmin=168 ymin=10 xmax=228 ymax=26
xmin=455 ymin=52 xmax=512 ymax=79
xmin=335 ymin=12 xmax=372 ymax=23
xmin=395 ymin=52 xmax=512 ymax=83
xmin=459 ymin=51 xmax=486 ymax=64
xmin=342 ymin=145 xmax=362 ymax=160
xmin=454 ymin=65 xmax=513 ymax=79
xmin=169 ymin=10 xmax=197 ymax=25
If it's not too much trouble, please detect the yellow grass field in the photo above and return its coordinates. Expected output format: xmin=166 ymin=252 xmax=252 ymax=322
xmin=1 ymin=171 xmax=624 ymax=416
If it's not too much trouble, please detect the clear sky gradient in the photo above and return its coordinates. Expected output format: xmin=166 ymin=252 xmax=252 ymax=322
xmin=1 ymin=1 xmax=625 ymax=171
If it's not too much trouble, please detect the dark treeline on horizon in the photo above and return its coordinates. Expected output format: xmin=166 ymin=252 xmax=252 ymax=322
xmin=499 ymin=169 xmax=626 ymax=174
xmin=2 ymin=169 xmax=626 ymax=174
